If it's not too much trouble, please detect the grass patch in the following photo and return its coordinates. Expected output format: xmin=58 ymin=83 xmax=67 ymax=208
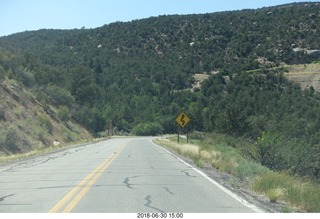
xmin=38 ymin=113 xmax=53 ymax=134
xmin=266 ymin=188 xmax=283 ymax=202
xmin=253 ymin=172 xmax=320 ymax=212
xmin=155 ymin=138 xmax=200 ymax=160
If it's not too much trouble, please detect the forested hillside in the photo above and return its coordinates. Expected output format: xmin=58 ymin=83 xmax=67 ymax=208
xmin=0 ymin=2 xmax=320 ymax=180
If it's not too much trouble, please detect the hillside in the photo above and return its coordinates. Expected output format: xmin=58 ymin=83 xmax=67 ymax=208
xmin=0 ymin=2 xmax=320 ymax=180
xmin=0 ymin=79 xmax=92 ymax=156
xmin=0 ymin=2 xmax=319 ymax=133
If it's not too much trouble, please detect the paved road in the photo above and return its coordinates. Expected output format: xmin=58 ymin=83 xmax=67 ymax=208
xmin=0 ymin=137 xmax=262 ymax=213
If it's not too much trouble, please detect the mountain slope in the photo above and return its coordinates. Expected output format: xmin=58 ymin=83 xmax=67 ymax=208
xmin=0 ymin=2 xmax=319 ymax=134
xmin=1 ymin=2 xmax=320 ymax=70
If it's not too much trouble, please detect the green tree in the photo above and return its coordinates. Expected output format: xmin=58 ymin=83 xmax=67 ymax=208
xmin=131 ymin=122 xmax=163 ymax=136
xmin=57 ymin=106 xmax=71 ymax=122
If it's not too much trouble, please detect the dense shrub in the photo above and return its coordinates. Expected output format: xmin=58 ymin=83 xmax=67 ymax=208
xmin=45 ymin=85 xmax=75 ymax=107
xmin=3 ymin=127 xmax=31 ymax=153
xmin=0 ymin=106 xmax=5 ymax=121
xmin=257 ymin=131 xmax=320 ymax=180
xmin=57 ymin=106 xmax=71 ymax=122
xmin=0 ymin=65 xmax=5 ymax=81
xmin=131 ymin=122 xmax=163 ymax=136
xmin=38 ymin=113 xmax=53 ymax=134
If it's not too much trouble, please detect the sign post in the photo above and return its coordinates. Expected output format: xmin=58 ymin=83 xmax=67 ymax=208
xmin=175 ymin=112 xmax=190 ymax=143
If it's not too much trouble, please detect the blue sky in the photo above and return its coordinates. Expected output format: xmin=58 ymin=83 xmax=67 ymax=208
xmin=0 ymin=0 xmax=319 ymax=37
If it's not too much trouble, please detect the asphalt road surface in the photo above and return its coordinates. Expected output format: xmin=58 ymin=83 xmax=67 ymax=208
xmin=0 ymin=137 xmax=262 ymax=213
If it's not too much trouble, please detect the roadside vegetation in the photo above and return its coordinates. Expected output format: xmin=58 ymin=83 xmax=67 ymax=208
xmin=155 ymin=133 xmax=320 ymax=212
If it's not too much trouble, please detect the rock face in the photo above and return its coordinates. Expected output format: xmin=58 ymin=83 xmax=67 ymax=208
xmin=192 ymin=73 xmax=210 ymax=91
xmin=284 ymin=63 xmax=320 ymax=91
xmin=293 ymin=48 xmax=320 ymax=58
xmin=306 ymin=50 xmax=320 ymax=58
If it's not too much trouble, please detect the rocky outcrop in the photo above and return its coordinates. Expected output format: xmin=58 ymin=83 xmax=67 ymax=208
xmin=293 ymin=48 xmax=320 ymax=58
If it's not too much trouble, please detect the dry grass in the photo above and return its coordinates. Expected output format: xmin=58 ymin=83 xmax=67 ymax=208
xmin=155 ymin=139 xmax=202 ymax=165
xmin=285 ymin=63 xmax=320 ymax=74
xmin=253 ymin=172 xmax=320 ymax=212
xmin=155 ymin=138 xmax=240 ymax=173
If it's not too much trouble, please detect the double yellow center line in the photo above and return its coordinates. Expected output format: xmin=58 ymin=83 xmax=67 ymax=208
xmin=49 ymin=143 xmax=126 ymax=213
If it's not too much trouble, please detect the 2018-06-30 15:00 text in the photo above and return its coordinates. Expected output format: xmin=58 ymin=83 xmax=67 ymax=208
xmin=137 ymin=213 xmax=184 ymax=218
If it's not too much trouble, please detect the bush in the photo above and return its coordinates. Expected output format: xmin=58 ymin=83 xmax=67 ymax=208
xmin=38 ymin=113 xmax=53 ymax=134
xmin=131 ymin=122 xmax=163 ymax=136
xmin=37 ymin=128 xmax=47 ymax=144
xmin=189 ymin=132 xmax=205 ymax=140
xmin=0 ymin=65 xmax=5 ymax=81
xmin=0 ymin=106 xmax=5 ymax=121
xmin=57 ymin=106 xmax=71 ymax=122
xmin=62 ymin=126 xmax=75 ymax=142
xmin=45 ymin=85 xmax=75 ymax=107
xmin=253 ymin=172 xmax=320 ymax=212
xmin=20 ymin=70 xmax=35 ymax=87
xmin=257 ymin=131 xmax=319 ymax=179
xmin=2 ymin=127 xmax=31 ymax=153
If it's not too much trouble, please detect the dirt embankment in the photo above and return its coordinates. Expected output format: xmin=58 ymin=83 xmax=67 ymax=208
xmin=284 ymin=63 xmax=320 ymax=91
xmin=0 ymin=80 xmax=92 ymax=156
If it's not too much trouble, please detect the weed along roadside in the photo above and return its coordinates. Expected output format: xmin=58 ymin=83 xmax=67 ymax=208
xmin=154 ymin=133 xmax=320 ymax=213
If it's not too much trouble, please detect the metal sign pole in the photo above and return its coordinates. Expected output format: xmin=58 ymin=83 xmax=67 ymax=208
xmin=187 ymin=126 xmax=189 ymax=144
xmin=175 ymin=112 xmax=190 ymax=144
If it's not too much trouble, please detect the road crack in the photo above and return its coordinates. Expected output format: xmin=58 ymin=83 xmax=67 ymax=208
xmin=181 ymin=170 xmax=197 ymax=177
xmin=144 ymin=195 xmax=164 ymax=213
xmin=0 ymin=194 xmax=14 ymax=202
xmin=123 ymin=175 xmax=140 ymax=189
xmin=163 ymin=187 xmax=174 ymax=195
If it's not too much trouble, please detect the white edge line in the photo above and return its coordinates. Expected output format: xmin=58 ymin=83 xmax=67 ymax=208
xmin=151 ymin=140 xmax=265 ymax=213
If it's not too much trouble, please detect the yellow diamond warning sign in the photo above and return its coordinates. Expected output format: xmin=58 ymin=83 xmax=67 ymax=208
xmin=175 ymin=112 xmax=190 ymax=128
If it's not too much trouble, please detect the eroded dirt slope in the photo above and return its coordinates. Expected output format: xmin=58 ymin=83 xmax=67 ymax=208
xmin=284 ymin=63 xmax=320 ymax=91
xmin=0 ymin=80 xmax=92 ymax=156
